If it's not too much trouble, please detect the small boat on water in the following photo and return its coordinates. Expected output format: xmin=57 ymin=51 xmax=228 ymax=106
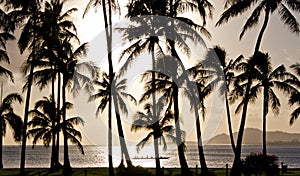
xmin=133 ymin=156 xmax=170 ymax=160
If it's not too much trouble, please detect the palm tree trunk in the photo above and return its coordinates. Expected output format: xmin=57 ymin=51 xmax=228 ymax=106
xmin=20 ymin=65 xmax=34 ymax=175
xmin=62 ymin=76 xmax=71 ymax=175
xmin=231 ymin=77 xmax=252 ymax=176
xmin=101 ymin=0 xmax=114 ymax=175
xmin=194 ymin=104 xmax=208 ymax=174
xmin=50 ymin=69 xmax=56 ymax=169
xmin=112 ymin=95 xmax=133 ymax=167
xmin=262 ymin=86 xmax=269 ymax=155
xmin=151 ymin=41 xmax=162 ymax=176
xmin=54 ymin=72 xmax=61 ymax=169
xmin=225 ymin=91 xmax=235 ymax=152
xmin=0 ymin=83 xmax=3 ymax=169
xmin=254 ymin=7 xmax=270 ymax=53
xmin=173 ymin=84 xmax=191 ymax=176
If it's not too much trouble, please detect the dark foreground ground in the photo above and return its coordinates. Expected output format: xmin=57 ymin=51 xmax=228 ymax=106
xmin=0 ymin=168 xmax=299 ymax=176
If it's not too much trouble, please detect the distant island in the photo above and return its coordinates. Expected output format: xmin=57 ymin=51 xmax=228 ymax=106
xmin=206 ymin=128 xmax=300 ymax=145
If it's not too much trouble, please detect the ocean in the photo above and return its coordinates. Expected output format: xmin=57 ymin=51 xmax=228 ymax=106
xmin=2 ymin=144 xmax=300 ymax=168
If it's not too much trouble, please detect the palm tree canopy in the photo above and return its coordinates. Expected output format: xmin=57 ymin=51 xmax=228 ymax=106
xmin=0 ymin=93 xmax=23 ymax=142
xmin=216 ymin=0 xmax=300 ymax=39
xmin=28 ymin=96 xmax=85 ymax=154
xmin=288 ymin=63 xmax=300 ymax=125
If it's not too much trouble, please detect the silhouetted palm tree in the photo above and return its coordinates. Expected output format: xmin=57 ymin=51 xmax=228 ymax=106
xmin=140 ymin=55 xmax=191 ymax=175
xmin=229 ymin=52 xmax=266 ymax=176
xmin=132 ymin=102 xmax=176 ymax=173
xmin=216 ymin=0 xmax=300 ymax=53
xmin=13 ymin=1 xmax=43 ymax=173
xmin=200 ymin=46 xmax=243 ymax=152
xmin=0 ymin=92 xmax=23 ymax=168
xmin=289 ymin=63 xmax=300 ymax=125
xmin=120 ymin=2 xmax=168 ymax=174
xmin=0 ymin=30 xmax=15 ymax=81
xmin=84 ymin=1 xmax=120 ymax=174
xmin=28 ymin=95 xmax=84 ymax=162
xmin=89 ymin=72 xmax=135 ymax=167
xmin=246 ymin=53 xmax=294 ymax=155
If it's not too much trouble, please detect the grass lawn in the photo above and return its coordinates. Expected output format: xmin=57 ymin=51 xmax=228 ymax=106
xmin=1 ymin=168 xmax=300 ymax=176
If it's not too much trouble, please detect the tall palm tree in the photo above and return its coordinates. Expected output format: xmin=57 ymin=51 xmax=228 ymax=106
xmin=0 ymin=93 xmax=23 ymax=168
xmin=84 ymin=1 xmax=120 ymax=174
xmin=216 ymin=0 xmax=300 ymax=53
xmin=28 ymin=96 xmax=84 ymax=161
xmin=89 ymin=72 xmax=135 ymax=167
xmin=288 ymin=63 xmax=300 ymax=125
xmin=200 ymin=46 xmax=243 ymax=152
xmin=248 ymin=53 xmax=293 ymax=155
xmin=186 ymin=64 xmax=211 ymax=175
xmin=120 ymin=2 xmax=169 ymax=174
xmin=140 ymin=55 xmax=191 ymax=175
xmin=229 ymin=52 xmax=266 ymax=176
xmin=16 ymin=1 xmax=42 ymax=174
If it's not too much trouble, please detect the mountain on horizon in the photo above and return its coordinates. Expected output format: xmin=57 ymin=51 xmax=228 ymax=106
xmin=207 ymin=128 xmax=300 ymax=145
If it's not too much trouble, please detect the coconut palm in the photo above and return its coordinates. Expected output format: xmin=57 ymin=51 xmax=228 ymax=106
xmin=132 ymin=101 xmax=175 ymax=175
xmin=229 ymin=52 xmax=267 ymax=176
xmin=140 ymin=55 xmax=191 ymax=175
xmin=216 ymin=0 xmax=300 ymax=53
xmin=84 ymin=1 xmax=120 ymax=174
xmin=0 ymin=30 xmax=15 ymax=81
xmin=15 ymin=1 xmax=42 ymax=174
xmin=27 ymin=96 xmax=84 ymax=162
xmin=246 ymin=53 xmax=294 ymax=155
xmin=89 ymin=72 xmax=135 ymax=167
xmin=0 ymin=92 xmax=23 ymax=168
xmin=289 ymin=63 xmax=300 ymax=125
xmin=132 ymin=103 xmax=176 ymax=151
xmin=200 ymin=46 xmax=244 ymax=152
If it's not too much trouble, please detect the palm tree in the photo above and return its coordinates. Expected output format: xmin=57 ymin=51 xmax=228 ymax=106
xmin=89 ymin=72 xmax=135 ymax=167
xmin=131 ymin=102 xmax=175 ymax=175
xmin=27 ymin=96 xmax=84 ymax=162
xmin=216 ymin=0 xmax=300 ymax=53
xmin=288 ymin=63 xmax=300 ymax=125
xmin=0 ymin=30 xmax=15 ymax=81
xmin=84 ymin=1 xmax=120 ymax=174
xmin=200 ymin=46 xmax=243 ymax=152
xmin=16 ymin=2 xmax=42 ymax=174
xmin=248 ymin=53 xmax=294 ymax=155
xmin=229 ymin=52 xmax=266 ymax=176
xmin=0 ymin=92 xmax=23 ymax=168
xmin=140 ymin=55 xmax=191 ymax=175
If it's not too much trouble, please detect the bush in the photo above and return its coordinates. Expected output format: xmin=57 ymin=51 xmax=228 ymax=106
xmin=116 ymin=163 xmax=152 ymax=176
xmin=241 ymin=152 xmax=279 ymax=176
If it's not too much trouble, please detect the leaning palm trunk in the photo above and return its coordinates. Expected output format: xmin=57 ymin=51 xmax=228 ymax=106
xmin=231 ymin=78 xmax=252 ymax=176
xmin=20 ymin=63 xmax=34 ymax=175
xmin=112 ymin=95 xmax=133 ymax=167
xmin=62 ymin=76 xmax=71 ymax=175
xmin=101 ymin=0 xmax=114 ymax=174
xmin=194 ymin=104 xmax=208 ymax=174
xmin=254 ymin=7 xmax=270 ymax=53
xmin=225 ymin=91 xmax=235 ymax=152
xmin=173 ymin=84 xmax=191 ymax=176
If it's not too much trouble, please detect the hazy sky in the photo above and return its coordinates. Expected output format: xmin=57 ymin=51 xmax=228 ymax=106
xmin=2 ymin=0 xmax=300 ymax=147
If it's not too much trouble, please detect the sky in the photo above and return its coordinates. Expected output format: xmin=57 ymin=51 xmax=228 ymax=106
xmin=2 ymin=0 xmax=300 ymax=147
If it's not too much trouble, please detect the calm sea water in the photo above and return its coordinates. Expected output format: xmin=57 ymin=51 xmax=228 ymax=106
xmin=3 ymin=144 xmax=300 ymax=168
